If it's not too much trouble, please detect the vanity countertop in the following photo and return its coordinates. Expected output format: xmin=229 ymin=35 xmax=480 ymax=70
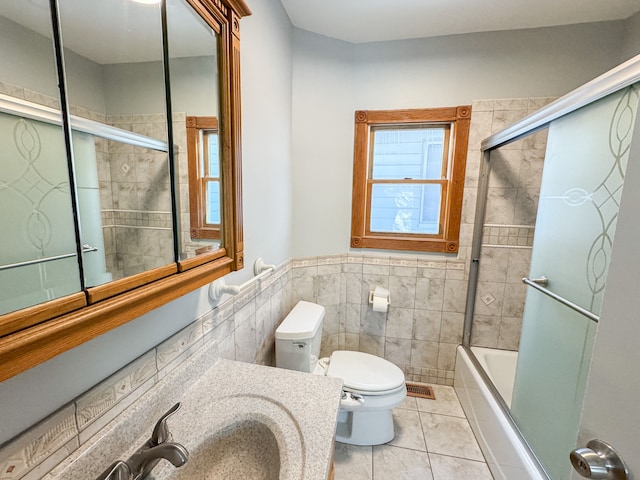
xmin=45 ymin=342 xmax=343 ymax=480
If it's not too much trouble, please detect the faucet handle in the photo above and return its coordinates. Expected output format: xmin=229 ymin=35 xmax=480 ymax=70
xmin=150 ymin=402 xmax=181 ymax=446
xmin=96 ymin=460 xmax=132 ymax=480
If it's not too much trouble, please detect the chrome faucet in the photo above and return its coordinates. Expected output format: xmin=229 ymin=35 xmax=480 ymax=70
xmin=96 ymin=461 xmax=131 ymax=480
xmin=94 ymin=403 xmax=189 ymax=480
xmin=128 ymin=442 xmax=189 ymax=480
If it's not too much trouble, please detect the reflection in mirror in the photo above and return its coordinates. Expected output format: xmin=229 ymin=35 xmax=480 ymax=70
xmin=0 ymin=2 xmax=82 ymax=315
xmin=166 ymin=0 xmax=223 ymax=260
xmin=57 ymin=0 xmax=175 ymax=286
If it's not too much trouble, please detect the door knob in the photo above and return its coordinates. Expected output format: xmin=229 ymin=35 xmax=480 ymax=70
xmin=569 ymin=439 xmax=628 ymax=480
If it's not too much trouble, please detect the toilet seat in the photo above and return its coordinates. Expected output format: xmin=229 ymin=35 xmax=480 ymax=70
xmin=326 ymin=350 xmax=405 ymax=396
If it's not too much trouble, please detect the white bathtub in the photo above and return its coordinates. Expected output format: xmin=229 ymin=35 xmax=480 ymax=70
xmin=454 ymin=346 xmax=549 ymax=480
xmin=470 ymin=346 xmax=518 ymax=407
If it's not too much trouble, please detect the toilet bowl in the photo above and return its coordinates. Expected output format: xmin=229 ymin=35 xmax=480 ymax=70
xmin=275 ymin=301 xmax=407 ymax=445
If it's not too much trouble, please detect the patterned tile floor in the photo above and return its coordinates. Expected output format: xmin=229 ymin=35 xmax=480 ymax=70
xmin=333 ymin=385 xmax=494 ymax=480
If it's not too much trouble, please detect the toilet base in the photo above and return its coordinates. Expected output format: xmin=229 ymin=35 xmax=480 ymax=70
xmin=335 ymin=408 xmax=395 ymax=445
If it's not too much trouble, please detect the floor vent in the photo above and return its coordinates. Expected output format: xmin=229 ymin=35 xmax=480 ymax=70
xmin=405 ymin=382 xmax=435 ymax=400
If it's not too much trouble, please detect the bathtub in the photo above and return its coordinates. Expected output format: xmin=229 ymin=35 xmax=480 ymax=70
xmin=454 ymin=345 xmax=549 ymax=480
xmin=470 ymin=346 xmax=518 ymax=407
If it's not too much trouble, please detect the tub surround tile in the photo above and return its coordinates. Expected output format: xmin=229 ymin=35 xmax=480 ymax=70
xmin=470 ymin=314 xmax=501 ymax=348
xmin=473 ymin=282 xmax=506 ymax=317
xmin=498 ymin=316 xmax=523 ymax=350
xmin=439 ymin=312 xmax=464 ymax=344
xmin=494 ymin=98 xmax=529 ymax=111
xmin=442 ymin=279 xmax=467 ymax=313
xmin=437 ymin=343 xmax=458 ymax=371
xmin=528 ymin=97 xmax=557 ymax=111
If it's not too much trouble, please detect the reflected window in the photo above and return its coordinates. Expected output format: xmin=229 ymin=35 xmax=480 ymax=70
xmin=351 ymin=107 xmax=471 ymax=253
xmin=186 ymin=116 xmax=221 ymax=239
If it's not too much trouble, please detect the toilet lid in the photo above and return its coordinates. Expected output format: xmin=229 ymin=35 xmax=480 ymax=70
xmin=327 ymin=351 xmax=405 ymax=393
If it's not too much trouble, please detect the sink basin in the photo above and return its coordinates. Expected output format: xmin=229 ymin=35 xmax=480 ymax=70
xmin=154 ymin=394 xmax=305 ymax=480
xmin=170 ymin=419 xmax=280 ymax=480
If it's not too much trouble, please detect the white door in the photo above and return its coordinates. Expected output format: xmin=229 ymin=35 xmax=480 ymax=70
xmin=570 ymin=107 xmax=640 ymax=479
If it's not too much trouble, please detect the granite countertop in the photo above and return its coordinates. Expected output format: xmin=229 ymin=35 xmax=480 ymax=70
xmin=47 ymin=342 xmax=343 ymax=480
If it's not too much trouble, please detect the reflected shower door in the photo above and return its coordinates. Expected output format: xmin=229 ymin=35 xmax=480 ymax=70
xmin=510 ymin=85 xmax=639 ymax=479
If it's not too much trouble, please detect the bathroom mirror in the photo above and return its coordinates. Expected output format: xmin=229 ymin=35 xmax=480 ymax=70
xmin=0 ymin=0 xmax=83 ymax=316
xmin=0 ymin=0 xmax=250 ymax=381
xmin=166 ymin=0 xmax=224 ymax=261
xmin=57 ymin=0 xmax=175 ymax=289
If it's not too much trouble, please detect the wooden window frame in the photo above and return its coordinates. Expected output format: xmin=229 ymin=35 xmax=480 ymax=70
xmin=351 ymin=106 xmax=471 ymax=253
xmin=187 ymin=116 xmax=222 ymax=239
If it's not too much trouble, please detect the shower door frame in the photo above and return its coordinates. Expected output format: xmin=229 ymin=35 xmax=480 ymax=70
xmin=462 ymin=53 xmax=640 ymax=479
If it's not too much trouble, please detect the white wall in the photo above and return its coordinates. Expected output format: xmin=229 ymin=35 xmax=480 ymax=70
xmin=290 ymin=21 xmax=627 ymax=257
xmin=0 ymin=16 xmax=105 ymax=113
xmin=620 ymin=10 xmax=640 ymax=62
xmin=239 ymin=0 xmax=294 ymax=274
xmin=291 ymin=29 xmax=355 ymax=257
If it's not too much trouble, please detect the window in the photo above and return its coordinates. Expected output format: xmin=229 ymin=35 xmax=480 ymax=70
xmin=351 ymin=106 xmax=471 ymax=253
xmin=186 ymin=116 xmax=221 ymax=239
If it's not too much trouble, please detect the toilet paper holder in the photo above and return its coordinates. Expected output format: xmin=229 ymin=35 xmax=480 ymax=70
xmin=369 ymin=286 xmax=390 ymax=312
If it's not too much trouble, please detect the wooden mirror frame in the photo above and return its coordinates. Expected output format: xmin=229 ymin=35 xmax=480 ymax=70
xmin=0 ymin=0 xmax=251 ymax=382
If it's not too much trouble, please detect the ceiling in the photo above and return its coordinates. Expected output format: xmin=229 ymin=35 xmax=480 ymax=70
xmin=0 ymin=0 xmax=215 ymax=64
xmin=278 ymin=0 xmax=640 ymax=44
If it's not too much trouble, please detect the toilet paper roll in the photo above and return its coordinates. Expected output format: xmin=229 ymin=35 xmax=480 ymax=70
xmin=372 ymin=295 xmax=388 ymax=313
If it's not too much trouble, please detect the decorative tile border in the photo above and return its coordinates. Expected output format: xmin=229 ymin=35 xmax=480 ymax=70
xmin=482 ymin=224 xmax=534 ymax=248
xmin=0 ymin=406 xmax=78 ymax=480
xmin=101 ymin=210 xmax=173 ymax=229
xmin=75 ymin=351 xmax=157 ymax=432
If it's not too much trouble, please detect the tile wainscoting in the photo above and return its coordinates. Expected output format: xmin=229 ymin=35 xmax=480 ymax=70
xmin=291 ymin=255 xmax=467 ymax=386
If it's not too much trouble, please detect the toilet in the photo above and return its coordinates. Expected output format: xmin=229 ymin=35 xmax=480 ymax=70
xmin=275 ymin=300 xmax=407 ymax=445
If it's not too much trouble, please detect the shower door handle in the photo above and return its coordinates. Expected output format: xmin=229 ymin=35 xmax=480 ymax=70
xmin=570 ymin=439 xmax=628 ymax=479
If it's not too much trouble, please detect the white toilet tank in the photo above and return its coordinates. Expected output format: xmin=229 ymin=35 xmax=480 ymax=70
xmin=275 ymin=301 xmax=324 ymax=372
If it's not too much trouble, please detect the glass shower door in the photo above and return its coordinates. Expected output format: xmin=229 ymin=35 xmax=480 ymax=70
xmin=510 ymin=85 xmax=639 ymax=479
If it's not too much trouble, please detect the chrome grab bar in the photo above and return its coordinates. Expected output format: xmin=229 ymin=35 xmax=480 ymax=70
xmin=0 ymin=244 xmax=98 ymax=272
xmin=522 ymin=276 xmax=599 ymax=323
